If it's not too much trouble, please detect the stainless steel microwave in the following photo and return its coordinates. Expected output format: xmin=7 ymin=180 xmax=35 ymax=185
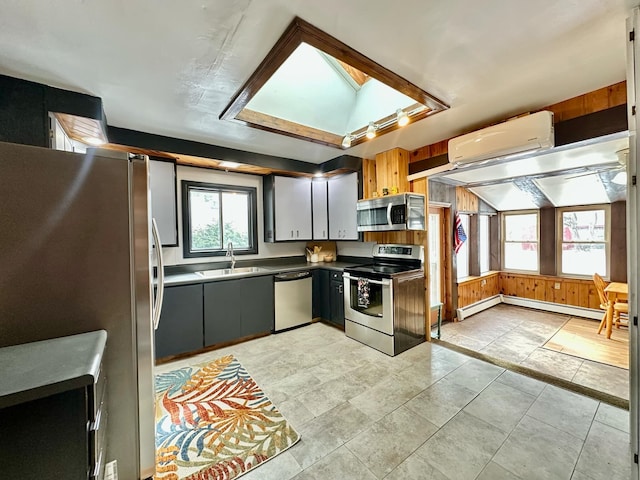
xmin=356 ymin=193 xmax=426 ymax=232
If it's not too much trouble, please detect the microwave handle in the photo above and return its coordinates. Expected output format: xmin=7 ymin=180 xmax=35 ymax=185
xmin=387 ymin=203 xmax=393 ymax=225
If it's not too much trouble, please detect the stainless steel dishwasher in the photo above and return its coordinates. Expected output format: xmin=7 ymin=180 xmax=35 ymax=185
xmin=274 ymin=271 xmax=312 ymax=331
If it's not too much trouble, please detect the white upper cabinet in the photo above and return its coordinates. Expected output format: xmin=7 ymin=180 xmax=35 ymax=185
xmin=328 ymin=172 xmax=358 ymax=240
xmin=312 ymin=179 xmax=328 ymax=240
xmin=264 ymin=175 xmax=312 ymax=242
xmin=149 ymin=159 xmax=178 ymax=246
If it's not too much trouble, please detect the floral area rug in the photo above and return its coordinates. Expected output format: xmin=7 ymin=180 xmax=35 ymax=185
xmin=154 ymin=355 xmax=300 ymax=480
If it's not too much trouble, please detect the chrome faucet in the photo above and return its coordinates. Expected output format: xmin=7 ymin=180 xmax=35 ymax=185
xmin=226 ymin=242 xmax=235 ymax=269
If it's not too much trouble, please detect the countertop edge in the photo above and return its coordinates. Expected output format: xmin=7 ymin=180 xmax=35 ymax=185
xmin=162 ymin=261 xmax=363 ymax=287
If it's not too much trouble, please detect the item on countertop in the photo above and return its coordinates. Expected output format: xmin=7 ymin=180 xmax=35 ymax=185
xmin=323 ymin=254 xmax=334 ymax=262
xmin=310 ymin=253 xmax=319 ymax=263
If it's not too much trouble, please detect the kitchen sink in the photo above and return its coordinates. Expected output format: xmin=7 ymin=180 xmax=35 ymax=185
xmin=195 ymin=266 xmax=269 ymax=278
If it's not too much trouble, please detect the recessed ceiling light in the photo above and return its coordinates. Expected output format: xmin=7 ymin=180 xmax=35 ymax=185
xmin=219 ymin=161 xmax=241 ymax=168
xmin=314 ymin=172 xmax=324 ymax=178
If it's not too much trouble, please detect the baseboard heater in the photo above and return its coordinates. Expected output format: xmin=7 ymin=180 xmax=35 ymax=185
xmin=501 ymin=295 xmax=602 ymax=320
xmin=456 ymin=295 xmax=502 ymax=321
xmin=456 ymin=294 xmax=603 ymax=321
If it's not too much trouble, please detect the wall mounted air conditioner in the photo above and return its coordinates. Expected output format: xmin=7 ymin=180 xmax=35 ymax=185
xmin=448 ymin=111 xmax=554 ymax=166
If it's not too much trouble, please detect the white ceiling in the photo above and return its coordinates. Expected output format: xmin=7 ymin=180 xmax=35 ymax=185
xmin=0 ymin=0 xmax=635 ymax=164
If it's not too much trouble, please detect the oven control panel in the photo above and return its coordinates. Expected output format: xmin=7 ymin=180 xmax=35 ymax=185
xmin=377 ymin=245 xmax=412 ymax=256
xmin=373 ymin=244 xmax=423 ymax=262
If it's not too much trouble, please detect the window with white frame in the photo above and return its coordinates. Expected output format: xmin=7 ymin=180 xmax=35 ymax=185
xmin=503 ymin=211 xmax=538 ymax=272
xmin=479 ymin=215 xmax=490 ymax=274
xmin=558 ymin=206 xmax=608 ymax=277
xmin=456 ymin=213 xmax=470 ymax=280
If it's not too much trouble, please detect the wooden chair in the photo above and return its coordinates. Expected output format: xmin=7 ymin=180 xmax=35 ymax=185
xmin=593 ymin=273 xmax=610 ymax=335
xmin=613 ymin=301 xmax=629 ymax=329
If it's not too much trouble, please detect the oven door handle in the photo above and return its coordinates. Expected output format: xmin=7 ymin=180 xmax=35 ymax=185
xmin=343 ymin=273 xmax=390 ymax=285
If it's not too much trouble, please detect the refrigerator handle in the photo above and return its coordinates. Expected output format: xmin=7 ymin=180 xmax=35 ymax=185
xmin=151 ymin=218 xmax=165 ymax=330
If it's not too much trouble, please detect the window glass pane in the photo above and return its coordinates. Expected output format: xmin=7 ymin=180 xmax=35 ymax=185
xmin=190 ymin=189 xmax=221 ymax=251
xmin=505 ymin=213 xmax=537 ymax=242
xmin=428 ymin=213 xmax=441 ymax=303
xmin=222 ymin=192 xmax=250 ymax=248
xmin=561 ymin=243 xmax=606 ymax=276
xmin=504 ymin=242 xmax=538 ymax=271
xmin=480 ymin=215 xmax=490 ymax=273
xmin=456 ymin=214 xmax=469 ymax=280
xmin=562 ymin=210 xmax=605 ymax=242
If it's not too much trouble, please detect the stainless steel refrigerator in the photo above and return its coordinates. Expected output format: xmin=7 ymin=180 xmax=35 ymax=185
xmin=0 ymin=141 xmax=164 ymax=479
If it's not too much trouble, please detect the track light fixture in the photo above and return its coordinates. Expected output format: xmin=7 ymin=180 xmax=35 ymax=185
xmin=341 ymin=134 xmax=352 ymax=149
xmin=396 ymin=109 xmax=409 ymax=127
xmin=366 ymin=122 xmax=377 ymax=139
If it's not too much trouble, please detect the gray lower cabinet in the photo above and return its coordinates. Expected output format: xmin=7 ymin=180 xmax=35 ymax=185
xmin=329 ymin=271 xmax=345 ymax=327
xmin=204 ymin=276 xmax=274 ymax=346
xmin=313 ymin=269 xmax=344 ymax=327
xmin=0 ymin=331 xmax=107 ymax=480
xmin=155 ymin=284 xmax=204 ymax=359
xmin=313 ymin=269 xmax=331 ymax=321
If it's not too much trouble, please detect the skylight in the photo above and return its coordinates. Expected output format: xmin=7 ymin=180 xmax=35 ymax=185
xmin=220 ymin=17 xmax=448 ymax=149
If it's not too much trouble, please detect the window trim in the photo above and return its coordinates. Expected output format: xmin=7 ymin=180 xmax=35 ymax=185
xmin=181 ymin=180 xmax=258 ymax=258
xmin=501 ymin=210 xmax=540 ymax=274
xmin=556 ymin=204 xmax=610 ymax=279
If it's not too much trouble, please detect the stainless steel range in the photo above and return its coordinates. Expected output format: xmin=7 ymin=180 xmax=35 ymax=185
xmin=343 ymin=244 xmax=425 ymax=356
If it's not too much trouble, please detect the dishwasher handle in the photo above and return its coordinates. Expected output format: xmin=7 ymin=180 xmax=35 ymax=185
xmin=274 ymin=271 xmax=312 ymax=281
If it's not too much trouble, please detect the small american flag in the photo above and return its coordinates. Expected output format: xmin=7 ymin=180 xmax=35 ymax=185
xmin=454 ymin=212 xmax=467 ymax=254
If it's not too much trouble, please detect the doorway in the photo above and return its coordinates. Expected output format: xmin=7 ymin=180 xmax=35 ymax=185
xmin=428 ymin=205 xmax=451 ymax=329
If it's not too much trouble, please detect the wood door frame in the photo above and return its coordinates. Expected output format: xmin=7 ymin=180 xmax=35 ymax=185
xmin=429 ymin=205 xmax=453 ymax=322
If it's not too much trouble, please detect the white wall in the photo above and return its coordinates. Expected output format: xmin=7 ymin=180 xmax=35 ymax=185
xmin=161 ymin=165 xmax=308 ymax=265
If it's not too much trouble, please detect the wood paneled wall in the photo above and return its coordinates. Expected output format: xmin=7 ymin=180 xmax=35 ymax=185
xmin=456 ymin=272 xmax=600 ymax=311
xmin=456 ymin=187 xmax=479 ymax=213
xmin=373 ymin=148 xmax=411 ymax=194
xmin=363 ymin=148 xmax=426 ymax=246
xmin=409 ymin=81 xmax=627 ymax=163
xmin=457 ymin=273 xmax=500 ymax=309
xmin=499 ymin=273 xmax=600 ymax=309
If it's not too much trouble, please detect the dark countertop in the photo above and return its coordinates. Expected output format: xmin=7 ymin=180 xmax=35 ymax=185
xmin=0 ymin=330 xmax=106 ymax=409
xmin=162 ymin=257 xmax=368 ymax=287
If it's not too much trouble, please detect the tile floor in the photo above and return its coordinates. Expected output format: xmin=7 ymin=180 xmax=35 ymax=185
xmin=438 ymin=304 xmax=629 ymax=401
xmin=156 ymin=320 xmax=631 ymax=480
